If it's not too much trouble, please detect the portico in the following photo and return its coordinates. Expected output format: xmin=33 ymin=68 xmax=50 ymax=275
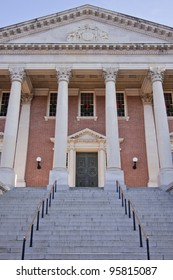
xmin=1 ymin=4 xmax=173 ymax=188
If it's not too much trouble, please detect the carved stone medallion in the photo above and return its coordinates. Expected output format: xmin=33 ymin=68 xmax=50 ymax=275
xmin=67 ymin=24 xmax=109 ymax=42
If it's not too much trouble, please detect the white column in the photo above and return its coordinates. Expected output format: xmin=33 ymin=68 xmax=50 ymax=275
xmin=141 ymin=93 xmax=160 ymax=187
xmin=150 ymin=67 xmax=173 ymax=185
xmin=0 ymin=67 xmax=24 ymax=187
xmin=103 ymin=68 xmax=124 ymax=188
xmin=49 ymin=67 xmax=71 ymax=188
xmin=14 ymin=93 xmax=33 ymax=187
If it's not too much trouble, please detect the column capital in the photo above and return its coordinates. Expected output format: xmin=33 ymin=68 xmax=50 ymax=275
xmin=56 ymin=67 xmax=72 ymax=83
xmin=21 ymin=92 xmax=33 ymax=104
xmin=9 ymin=67 xmax=25 ymax=83
xmin=103 ymin=67 xmax=118 ymax=83
xmin=140 ymin=92 xmax=153 ymax=105
xmin=149 ymin=66 xmax=165 ymax=83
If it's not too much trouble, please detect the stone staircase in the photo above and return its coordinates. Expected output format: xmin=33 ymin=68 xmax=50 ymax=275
xmin=0 ymin=187 xmax=47 ymax=260
xmin=126 ymin=187 xmax=173 ymax=260
xmin=0 ymin=186 xmax=172 ymax=260
xmin=23 ymin=187 xmax=147 ymax=260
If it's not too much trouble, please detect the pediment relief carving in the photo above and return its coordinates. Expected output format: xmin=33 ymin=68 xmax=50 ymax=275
xmin=66 ymin=24 xmax=109 ymax=42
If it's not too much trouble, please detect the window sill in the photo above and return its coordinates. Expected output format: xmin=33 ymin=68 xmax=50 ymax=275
xmin=44 ymin=116 xmax=56 ymax=121
xmin=0 ymin=116 xmax=6 ymax=119
xmin=76 ymin=116 xmax=98 ymax=121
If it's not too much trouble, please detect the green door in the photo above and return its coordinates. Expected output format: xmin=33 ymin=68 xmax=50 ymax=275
xmin=76 ymin=152 xmax=98 ymax=187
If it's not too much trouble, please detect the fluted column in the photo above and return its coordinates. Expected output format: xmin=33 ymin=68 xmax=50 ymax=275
xmin=141 ymin=93 xmax=160 ymax=187
xmin=149 ymin=67 xmax=173 ymax=185
xmin=103 ymin=68 xmax=124 ymax=188
xmin=14 ymin=93 xmax=33 ymax=187
xmin=0 ymin=67 xmax=25 ymax=187
xmin=49 ymin=67 xmax=71 ymax=188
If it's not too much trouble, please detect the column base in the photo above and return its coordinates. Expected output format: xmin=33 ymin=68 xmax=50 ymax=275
xmin=159 ymin=168 xmax=173 ymax=186
xmin=48 ymin=168 xmax=69 ymax=190
xmin=16 ymin=180 xmax=26 ymax=187
xmin=147 ymin=179 xmax=159 ymax=187
xmin=0 ymin=167 xmax=16 ymax=188
xmin=104 ymin=168 xmax=125 ymax=191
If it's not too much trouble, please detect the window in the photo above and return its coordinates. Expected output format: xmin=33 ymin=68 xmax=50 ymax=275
xmin=49 ymin=92 xmax=57 ymax=117
xmin=80 ymin=92 xmax=94 ymax=117
xmin=0 ymin=92 xmax=10 ymax=117
xmin=164 ymin=92 xmax=173 ymax=117
xmin=116 ymin=92 xmax=125 ymax=117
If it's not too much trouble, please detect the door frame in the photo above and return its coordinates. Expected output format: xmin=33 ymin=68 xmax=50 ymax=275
xmin=67 ymin=129 xmax=106 ymax=188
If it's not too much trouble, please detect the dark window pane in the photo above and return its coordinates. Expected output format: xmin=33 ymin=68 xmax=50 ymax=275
xmin=81 ymin=92 xmax=94 ymax=117
xmin=116 ymin=92 xmax=125 ymax=117
xmin=0 ymin=92 xmax=10 ymax=116
xmin=49 ymin=92 xmax=57 ymax=116
xmin=164 ymin=93 xmax=173 ymax=116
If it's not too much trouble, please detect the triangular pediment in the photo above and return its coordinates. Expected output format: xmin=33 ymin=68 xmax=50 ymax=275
xmin=68 ymin=128 xmax=106 ymax=142
xmin=1 ymin=5 xmax=173 ymax=44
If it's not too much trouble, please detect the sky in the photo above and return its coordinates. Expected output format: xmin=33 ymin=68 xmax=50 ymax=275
xmin=0 ymin=0 xmax=173 ymax=28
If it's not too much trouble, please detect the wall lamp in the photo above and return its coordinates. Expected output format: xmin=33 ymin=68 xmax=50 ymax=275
xmin=36 ymin=157 xmax=42 ymax=169
xmin=132 ymin=157 xmax=138 ymax=169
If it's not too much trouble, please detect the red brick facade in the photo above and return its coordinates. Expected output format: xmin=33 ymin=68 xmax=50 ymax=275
xmin=0 ymin=93 xmax=171 ymax=187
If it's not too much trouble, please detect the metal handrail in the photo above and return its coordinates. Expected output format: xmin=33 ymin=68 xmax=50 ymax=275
xmin=116 ymin=181 xmax=150 ymax=260
xmin=21 ymin=181 xmax=57 ymax=260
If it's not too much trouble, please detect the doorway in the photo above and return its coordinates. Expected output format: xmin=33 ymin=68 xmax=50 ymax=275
xmin=76 ymin=152 xmax=98 ymax=187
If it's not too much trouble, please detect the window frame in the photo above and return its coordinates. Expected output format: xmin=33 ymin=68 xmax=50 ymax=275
xmin=46 ymin=91 xmax=57 ymax=119
xmin=77 ymin=91 xmax=97 ymax=121
xmin=0 ymin=91 xmax=10 ymax=118
xmin=116 ymin=91 xmax=127 ymax=119
xmin=164 ymin=91 xmax=173 ymax=118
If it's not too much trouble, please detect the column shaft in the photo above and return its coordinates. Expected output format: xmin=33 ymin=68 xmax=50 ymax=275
xmin=49 ymin=67 xmax=71 ymax=188
xmin=14 ymin=94 xmax=32 ymax=187
xmin=150 ymin=68 xmax=172 ymax=168
xmin=1 ymin=67 xmax=24 ymax=168
xmin=150 ymin=67 xmax=173 ymax=185
xmin=103 ymin=68 xmax=124 ymax=188
xmin=141 ymin=94 xmax=159 ymax=186
xmin=53 ymin=69 xmax=71 ymax=169
xmin=103 ymin=68 xmax=121 ymax=169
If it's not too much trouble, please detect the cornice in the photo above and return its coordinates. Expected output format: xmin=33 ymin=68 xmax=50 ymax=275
xmin=0 ymin=5 xmax=173 ymax=43
xmin=0 ymin=43 xmax=172 ymax=55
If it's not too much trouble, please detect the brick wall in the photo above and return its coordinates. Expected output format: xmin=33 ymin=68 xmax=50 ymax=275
xmin=119 ymin=96 xmax=148 ymax=187
xmin=0 ymin=94 xmax=156 ymax=187
xmin=25 ymin=96 xmax=54 ymax=186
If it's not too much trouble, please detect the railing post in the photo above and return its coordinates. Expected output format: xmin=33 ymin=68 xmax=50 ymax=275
xmin=41 ymin=200 xmax=45 ymax=218
xmin=121 ymin=192 xmax=124 ymax=207
xmin=21 ymin=237 xmax=26 ymax=260
xmin=132 ymin=211 xmax=136 ymax=231
xmin=46 ymin=198 xmax=49 ymax=215
xmin=36 ymin=210 xmax=40 ymax=231
xmin=116 ymin=181 xmax=119 ymax=192
xmin=124 ymin=198 xmax=127 ymax=215
xmin=52 ymin=185 xmax=55 ymax=199
xmin=55 ymin=180 xmax=57 ymax=192
xmin=119 ymin=186 xmax=121 ymax=199
xmin=49 ymin=193 xmax=52 ymax=207
xmin=146 ymin=237 xmax=150 ymax=260
xmin=128 ymin=200 xmax=131 ymax=218
xmin=138 ymin=224 xmax=143 ymax=247
xmin=30 ymin=224 xmax=34 ymax=247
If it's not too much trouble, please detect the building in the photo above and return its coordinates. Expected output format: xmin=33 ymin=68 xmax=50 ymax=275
xmin=0 ymin=4 xmax=173 ymax=189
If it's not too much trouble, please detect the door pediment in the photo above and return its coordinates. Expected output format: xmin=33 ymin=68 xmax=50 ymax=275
xmin=68 ymin=128 xmax=106 ymax=143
